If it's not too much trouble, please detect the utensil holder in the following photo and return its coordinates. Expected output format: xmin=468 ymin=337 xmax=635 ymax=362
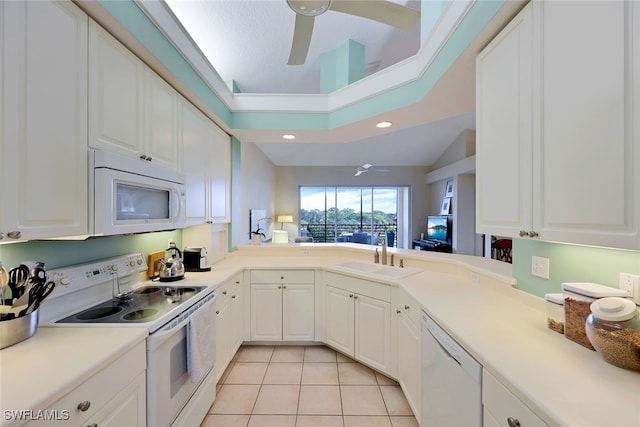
xmin=0 ymin=309 xmax=39 ymax=349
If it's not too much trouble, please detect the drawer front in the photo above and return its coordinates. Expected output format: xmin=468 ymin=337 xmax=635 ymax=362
xmin=325 ymin=272 xmax=391 ymax=302
xmin=397 ymin=288 xmax=420 ymax=327
xmin=482 ymin=369 xmax=546 ymax=427
xmin=25 ymin=341 xmax=146 ymax=427
xmin=250 ymin=269 xmax=314 ymax=284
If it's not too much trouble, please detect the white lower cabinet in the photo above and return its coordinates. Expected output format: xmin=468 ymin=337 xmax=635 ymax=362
xmin=214 ymin=273 xmax=243 ymax=382
xmin=482 ymin=369 xmax=546 ymax=427
xmin=250 ymin=270 xmax=315 ymax=341
xmin=324 ymin=272 xmax=393 ymax=375
xmin=25 ymin=341 xmax=146 ymax=427
xmin=396 ymin=289 xmax=421 ymax=421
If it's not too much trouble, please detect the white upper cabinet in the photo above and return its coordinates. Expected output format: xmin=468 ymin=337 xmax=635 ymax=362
xmin=1 ymin=0 xmax=88 ymax=241
xmin=89 ymin=21 xmax=179 ymax=170
xmin=179 ymin=98 xmax=231 ymax=225
xmin=477 ymin=1 xmax=640 ymax=249
xmin=476 ymin=3 xmax=533 ymax=239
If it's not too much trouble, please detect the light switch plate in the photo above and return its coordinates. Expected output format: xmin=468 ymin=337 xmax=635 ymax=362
xmin=619 ymin=272 xmax=640 ymax=304
xmin=532 ymin=256 xmax=550 ymax=279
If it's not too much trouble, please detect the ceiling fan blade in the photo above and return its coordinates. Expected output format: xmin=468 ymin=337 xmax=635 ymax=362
xmin=288 ymin=14 xmax=315 ymax=65
xmin=354 ymin=170 xmax=366 ymax=176
xmin=362 ymin=163 xmax=373 ymax=169
xmin=329 ymin=0 xmax=420 ymax=31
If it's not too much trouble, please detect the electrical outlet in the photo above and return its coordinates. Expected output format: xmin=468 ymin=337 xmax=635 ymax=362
xmin=531 ymin=256 xmax=550 ymax=279
xmin=619 ymin=272 xmax=640 ymax=304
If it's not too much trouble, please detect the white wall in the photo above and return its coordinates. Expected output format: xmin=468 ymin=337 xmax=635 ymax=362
xmin=238 ymin=142 xmax=277 ymax=246
xmin=275 ymin=166 xmax=430 ymax=247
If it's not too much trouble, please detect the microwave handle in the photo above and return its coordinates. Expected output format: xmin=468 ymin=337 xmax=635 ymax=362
xmin=172 ymin=187 xmax=182 ymax=222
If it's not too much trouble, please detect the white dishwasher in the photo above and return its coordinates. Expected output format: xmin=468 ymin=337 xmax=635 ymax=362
xmin=421 ymin=311 xmax=482 ymax=427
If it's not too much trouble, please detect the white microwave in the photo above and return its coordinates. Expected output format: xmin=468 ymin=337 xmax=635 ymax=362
xmin=90 ymin=149 xmax=186 ymax=236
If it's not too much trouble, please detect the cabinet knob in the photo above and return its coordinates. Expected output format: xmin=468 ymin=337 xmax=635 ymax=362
xmin=280 ymin=276 xmax=284 ymax=280
xmin=354 ymin=295 xmax=359 ymax=299
xmin=139 ymin=154 xmax=147 ymax=160
xmin=232 ymin=295 xmax=236 ymax=299
xmin=283 ymin=285 xmax=287 ymax=289
xmin=507 ymin=417 xmax=521 ymax=427
xmin=278 ymin=285 xmax=282 ymax=289
xmin=88 ymin=424 xmax=98 ymax=427
xmin=349 ymin=294 xmax=354 ymax=298
xmin=216 ymin=310 xmax=220 ymax=315
xmin=404 ymin=305 xmax=410 ymax=310
xmin=528 ymin=231 xmax=539 ymax=238
xmin=223 ymin=291 xmax=228 ymax=295
xmin=235 ymin=281 xmax=240 ymax=284
xmin=7 ymin=231 xmax=21 ymax=239
xmin=77 ymin=401 xmax=91 ymax=412
xmin=519 ymin=230 xmax=528 ymax=237
xmin=146 ymin=156 xmax=152 ymax=162
xmin=396 ymin=309 xmax=401 ymax=314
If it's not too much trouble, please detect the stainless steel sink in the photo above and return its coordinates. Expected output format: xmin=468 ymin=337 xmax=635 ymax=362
xmin=333 ymin=261 xmax=422 ymax=279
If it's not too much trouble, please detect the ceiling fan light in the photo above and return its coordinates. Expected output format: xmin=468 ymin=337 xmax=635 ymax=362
xmin=287 ymin=0 xmax=332 ymax=17
xmin=282 ymin=134 xmax=296 ymax=140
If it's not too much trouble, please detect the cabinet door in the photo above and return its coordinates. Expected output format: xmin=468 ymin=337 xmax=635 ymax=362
xmin=179 ymin=98 xmax=212 ymax=225
xmin=398 ymin=311 xmax=421 ymax=420
xmin=250 ymin=284 xmax=283 ymax=341
xmin=145 ymin=69 xmax=178 ymax=170
xmin=476 ymin=3 xmax=533 ymax=238
xmin=88 ymin=20 xmax=144 ymax=157
xmin=533 ymin=0 xmax=640 ymax=249
xmin=282 ymin=284 xmax=315 ymax=341
xmin=324 ymin=285 xmax=355 ymax=356
xmin=89 ymin=372 xmax=146 ymax=427
xmin=209 ymin=124 xmax=231 ymax=222
xmin=214 ymin=297 xmax=231 ymax=383
xmin=355 ymin=294 xmax=391 ymax=373
xmin=230 ymin=284 xmax=244 ymax=354
xmin=1 ymin=0 xmax=88 ymax=240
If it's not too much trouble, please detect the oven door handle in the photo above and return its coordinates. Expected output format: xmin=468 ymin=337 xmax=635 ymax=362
xmin=148 ymin=315 xmax=191 ymax=349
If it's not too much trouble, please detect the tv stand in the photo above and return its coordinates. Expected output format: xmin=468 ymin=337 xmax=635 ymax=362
xmin=412 ymin=239 xmax=452 ymax=253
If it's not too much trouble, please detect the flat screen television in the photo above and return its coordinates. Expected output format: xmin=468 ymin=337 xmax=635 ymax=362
xmin=426 ymin=215 xmax=451 ymax=243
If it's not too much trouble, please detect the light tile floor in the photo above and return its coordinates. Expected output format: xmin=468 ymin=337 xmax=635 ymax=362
xmin=201 ymin=345 xmax=419 ymax=427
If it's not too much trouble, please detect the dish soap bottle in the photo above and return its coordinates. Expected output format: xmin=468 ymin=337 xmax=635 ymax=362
xmin=374 ymin=248 xmax=380 ymax=264
xmin=381 ymin=236 xmax=387 ymax=265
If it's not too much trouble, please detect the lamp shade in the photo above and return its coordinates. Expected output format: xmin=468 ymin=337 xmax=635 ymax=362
xmin=277 ymin=215 xmax=294 ymax=223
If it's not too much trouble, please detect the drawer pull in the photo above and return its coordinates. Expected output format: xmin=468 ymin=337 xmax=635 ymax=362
xmin=349 ymin=294 xmax=354 ymax=298
xmin=88 ymin=424 xmax=98 ymax=427
xmin=77 ymin=401 xmax=91 ymax=412
xmin=232 ymin=295 xmax=236 ymax=299
xmin=507 ymin=417 xmax=521 ymax=427
xmin=235 ymin=281 xmax=240 ymax=284
xmin=396 ymin=309 xmax=401 ymax=314
xmin=223 ymin=291 xmax=228 ymax=295
xmin=7 ymin=231 xmax=21 ymax=239
xmin=404 ymin=305 xmax=410 ymax=310
xmin=353 ymin=295 xmax=358 ymax=299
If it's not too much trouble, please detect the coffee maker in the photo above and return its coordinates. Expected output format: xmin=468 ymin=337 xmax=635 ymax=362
xmin=183 ymin=247 xmax=211 ymax=272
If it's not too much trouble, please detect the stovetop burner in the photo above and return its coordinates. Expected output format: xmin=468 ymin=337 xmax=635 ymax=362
xmin=55 ymin=285 xmax=206 ymax=325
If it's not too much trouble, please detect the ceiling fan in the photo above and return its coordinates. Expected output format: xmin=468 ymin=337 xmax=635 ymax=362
xmin=286 ymin=0 xmax=420 ymax=65
xmin=354 ymin=163 xmax=390 ymax=176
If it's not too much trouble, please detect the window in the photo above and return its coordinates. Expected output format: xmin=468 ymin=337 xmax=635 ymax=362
xmin=299 ymin=186 xmax=408 ymax=247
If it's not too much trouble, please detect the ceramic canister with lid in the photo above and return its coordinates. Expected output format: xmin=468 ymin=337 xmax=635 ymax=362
xmin=544 ymin=293 xmax=564 ymax=334
xmin=586 ymin=297 xmax=640 ymax=371
xmin=561 ymin=282 xmax=630 ymax=350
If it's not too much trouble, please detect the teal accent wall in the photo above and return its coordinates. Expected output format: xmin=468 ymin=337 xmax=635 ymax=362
xmin=421 ymin=0 xmax=448 ymax=45
xmin=229 ymin=137 xmax=242 ymax=252
xmin=95 ymin=0 xmax=505 ymax=133
xmin=320 ymin=40 xmax=364 ymax=94
xmin=512 ymin=239 xmax=640 ymax=298
xmin=0 ymin=231 xmax=181 ymax=270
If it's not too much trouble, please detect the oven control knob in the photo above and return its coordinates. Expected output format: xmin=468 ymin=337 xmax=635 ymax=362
xmin=137 ymin=258 xmax=143 ymax=265
xmin=109 ymin=264 xmax=118 ymax=272
xmin=60 ymin=277 xmax=71 ymax=286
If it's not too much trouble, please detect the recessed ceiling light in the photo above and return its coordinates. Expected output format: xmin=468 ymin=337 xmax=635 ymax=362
xmin=282 ymin=134 xmax=296 ymax=140
xmin=376 ymin=121 xmax=392 ymax=128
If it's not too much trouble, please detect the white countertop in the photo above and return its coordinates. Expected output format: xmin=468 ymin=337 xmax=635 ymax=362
xmin=0 ymin=327 xmax=147 ymax=423
xmin=2 ymin=244 xmax=638 ymax=426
